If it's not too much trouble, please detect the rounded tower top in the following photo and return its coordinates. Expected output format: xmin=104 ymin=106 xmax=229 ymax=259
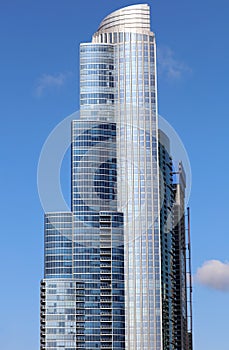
xmin=96 ymin=4 xmax=150 ymax=33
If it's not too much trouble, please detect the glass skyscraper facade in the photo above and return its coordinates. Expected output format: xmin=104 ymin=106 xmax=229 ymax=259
xmin=40 ymin=4 xmax=192 ymax=350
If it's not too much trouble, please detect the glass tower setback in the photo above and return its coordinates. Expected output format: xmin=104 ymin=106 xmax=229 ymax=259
xmin=40 ymin=4 xmax=193 ymax=350
xmin=71 ymin=119 xmax=125 ymax=349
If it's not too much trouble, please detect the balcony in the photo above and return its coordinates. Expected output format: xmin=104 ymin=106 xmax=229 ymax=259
xmin=101 ymin=285 xmax=111 ymax=289
xmin=101 ymin=310 xmax=112 ymax=315
xmin=101 ymin=297 xmax=112 ymax=302
xmin=101 ymin=323 xmax=112 ymax=329
xmin=101 ymin=304 xmax=112 ymax=309
xmin=101 ymin=343 xmax=112 ymax=349
xmin=101 ymin=317 xmax=112 ymax=322
xmin=101 ymin=276 xmax=111 ymax=280
xmin=101 ymin=269 xmax=111 ymax=274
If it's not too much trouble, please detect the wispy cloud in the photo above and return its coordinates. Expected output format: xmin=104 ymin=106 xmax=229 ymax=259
xmin=35 ymin=72 xmax=71 ymax=97
xmin=196 ymin=260 xmax=229 ymax=292
xmin=157 ymin=46 xmax=191 ymax=80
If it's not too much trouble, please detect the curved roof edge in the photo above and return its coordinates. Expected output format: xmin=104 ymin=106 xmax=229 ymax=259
xmin=97 ymin=4 xmax=150 ymax=32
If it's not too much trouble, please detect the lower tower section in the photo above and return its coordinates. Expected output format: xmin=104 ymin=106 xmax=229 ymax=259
xmin=40 ymin=280 xmax=79 ymax=350
xmin=72 ymin=212 xmax=125 ymax=349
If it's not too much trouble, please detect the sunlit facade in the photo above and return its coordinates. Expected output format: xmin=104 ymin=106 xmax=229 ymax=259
xmin=40 ymin=4 xmax=192 ymax=350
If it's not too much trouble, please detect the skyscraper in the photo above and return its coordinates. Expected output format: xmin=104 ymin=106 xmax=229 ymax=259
xmin=40 ymin=4 xmax=192 ymax=350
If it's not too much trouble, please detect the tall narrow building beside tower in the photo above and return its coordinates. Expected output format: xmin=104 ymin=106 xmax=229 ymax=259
xmin=40 ymin=4 xmax=193 ymax=350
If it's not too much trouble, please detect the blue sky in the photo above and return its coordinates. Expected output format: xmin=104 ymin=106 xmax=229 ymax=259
xmin=1 ymin=0 xmax=229 ymax=349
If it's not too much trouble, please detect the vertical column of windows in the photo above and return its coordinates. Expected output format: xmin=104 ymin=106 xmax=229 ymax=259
xmin=44 ymin=213 xmax=73 ymax=279
xmin=172 ymin=164 xmax=188 ymax=350
xmin=107 ymin=30 xmax=162 ymax=349
xmin=158 ymin=134 xmax=175 ymax=349
xmin=40 ymin=280 xmax=80 ymax=350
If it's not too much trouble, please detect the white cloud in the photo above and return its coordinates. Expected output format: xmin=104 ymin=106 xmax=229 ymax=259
xmin=157 ymin=46 xmax=191 ymax=80
xmin=35 ymin=72 xmax=70 ymax=97
xmin=196 ymin=260 xmax=229 ymax=292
